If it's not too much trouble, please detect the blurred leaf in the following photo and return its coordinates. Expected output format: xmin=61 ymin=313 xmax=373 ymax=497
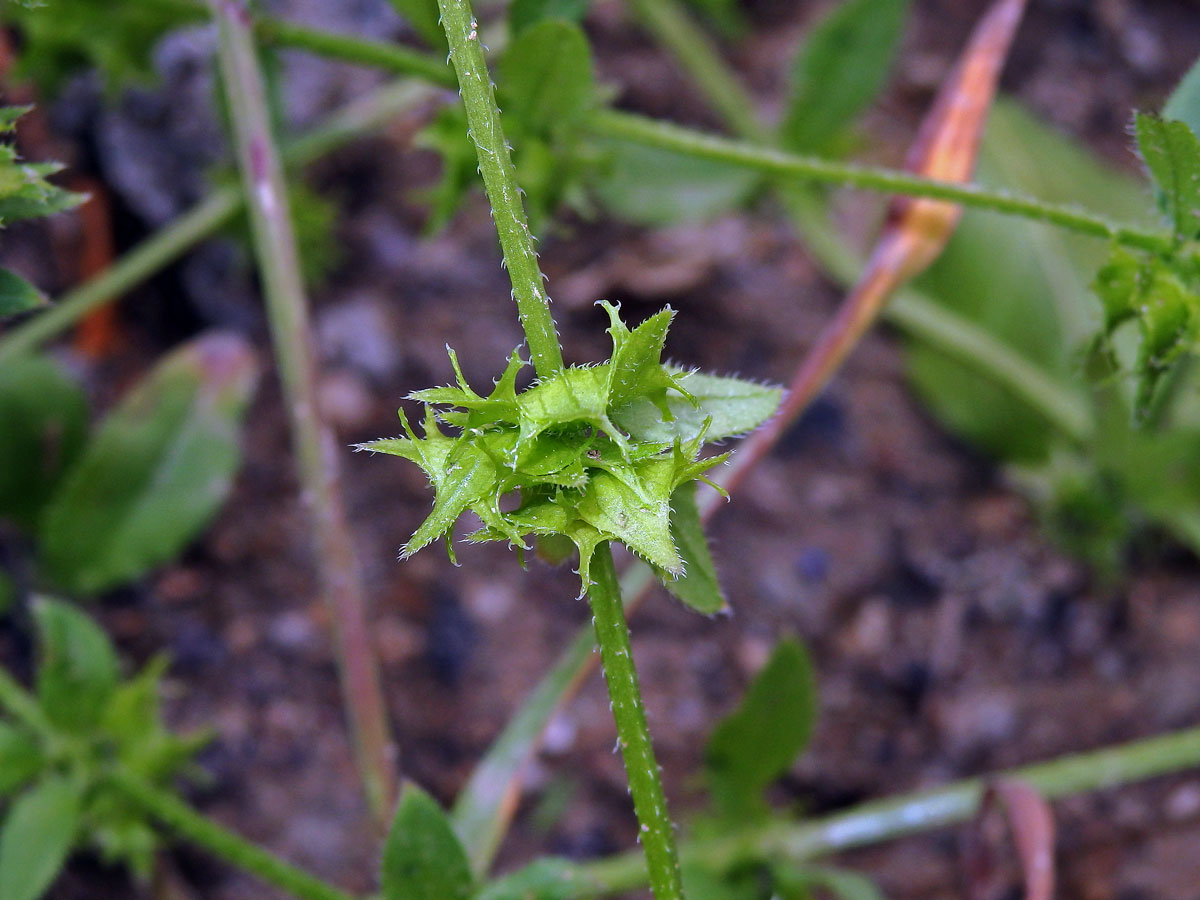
xmin=0 ymin=108 xmax=85 ymax=226
xmin=1135 ymin=112 xmax=1200 ymax=239
xmin=0 ymin=776 xmax=80 ymax=900
xmin=906 ymin=100 xmax=1151 ymax=462
xmin=509 ymin=0 xmax=592 ymax=36
xmin=500 ymin=22 xmax=596 ymax=137
xmin=773 ymin=864 xmax=887 ymax=900
xmin=0 ymin=356 xmax=89 ymax=531
xmin=655 ymin=483 xmax=725 ymax=614
xmin=1164 ymin=53 xmax=1200 ymax=135
xmin=386 ymin=0 xmax=448 ymax=53
xmin=0 ymin=725 xmax=42 ymax=797
xmin=780 ymin=0 xmax=910 ymax=155
xmin=706 ymin=638 xmax=817 ymax=822
xmin=475 ymin=858 xmax=609 ymax=900
xmin=680 ymin=863 xmax=762 ymax=900
xmin=39 ymin=333 xmax=258 ymax=595
xmin=0 ymin=0 xmax=206 ymax=98
xmin=0 ymin=269 xmax=48 ymax=319
xmin=681 ymin=0 xmax=746 ymax=40
xmin=381 ymin=783 xmax=473 ymax=900
xmin=33 ymin=598 xmax=119 ymax=734
xmin=590 ymin=139 xmax=758 ymax=226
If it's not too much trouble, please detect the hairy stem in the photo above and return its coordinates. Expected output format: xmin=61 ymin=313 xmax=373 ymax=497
xmin=210 ymin=0 xmax=396 ymax=824
xmin=435 ymin=0 xmax=563 ymax=377
xmin=571 ymin=726 xmax=1200 ymax=897
xmin=587 ymin=544 xmax=685 ymax=900
xmin=107 ymin=770 xmax=361 ymax=900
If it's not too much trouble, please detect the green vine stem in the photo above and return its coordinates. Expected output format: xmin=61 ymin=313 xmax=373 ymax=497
xmin=571 ymin=725 xmax=1200 ymax=898
xmin=0 ymin=79 xmax=435 ymax=364
xmin=435 ymin=0 xmax=564 ymax=377
xmin=587 ymin=545 xmax=685 ymax=900
xmin=107 ymin=770 xmax=360 ymax=900
xmin=210 ymin=0 xmax=396 ymax=823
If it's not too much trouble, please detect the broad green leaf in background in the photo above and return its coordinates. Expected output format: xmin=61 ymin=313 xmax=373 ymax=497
xmin=499 ymin=22 xmax=596 ymax=138
xmin=906 ymin=100 xmax=1153 ymax=462
xmin=0 ymin=1 xmax=206 ymax=98
xmin=1163 ymin=53 xmax=1200 ymax=135
xmin=39 ymin=332 xmax=258 ymax=595
xmin=590 ymin=139 xmax=758 ymax=226
xmin=509 ymin=0 xmax=592 ymax=37
xmin=1135 ymin=112 xmax=1200 ymax=239
xmin=475 ymin=858 xmax=609 ymax=900
xmin=0 ymin=775 xmax=80 ymax=900
xmin=33 ymin=598 xmax=119 ymax=734
xmin=0 ymin=356 xmax=89 ymax=531
xmin=381 ymin=783 xmax=474 ymax=900
xmin=0 ymin=269 xmax=48 ymax=319
xmin=655 ymin=482 xmax=725 ymax=614
xmin=386 ymin=0 xmax=448 ymax=53
xmin=705 ymin=638 xmax=817 ymax=823
xmin=772 ymin=863 xmax=887 ymax=900
xmin=0 ymin=724 xmax=42 ymax=797
xmin=779 ymin=0 xmax=910 ymax=155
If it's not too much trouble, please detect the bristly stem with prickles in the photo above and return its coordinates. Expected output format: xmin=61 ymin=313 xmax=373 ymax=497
xmin=434 ymin=1 xmax=686 ymax=895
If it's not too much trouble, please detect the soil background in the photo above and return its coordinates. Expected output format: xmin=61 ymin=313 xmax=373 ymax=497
xmin=4 ymin=0 xmax=1200 ymax=898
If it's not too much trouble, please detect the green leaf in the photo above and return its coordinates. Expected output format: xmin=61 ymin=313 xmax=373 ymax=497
xmin=773 ymin=864 xmax=887 ymax=900
xmin=0 ymin=725 xmax=42 ymax=797
xmin=780 ymin=0 xmax=909 ymax=155
xmin=1 ymin=0 xmax=210 ymax=97
xmin=0 ymin=269 xmax=47 ymax=319
xmin=1164 ymin=53 xmax=1200 ymax=137
xmin=0 ymin=108 xmax=85 ymax=226
xmin=509 ymin=0 xmax=592 ymax=36
xmin=0 ymin=355 xmax=89 ymax=531
xmin=475 ymin=858 xmax=607 ymax=900
xmin=500 ymin=22 xmax=596 ymax=137
xmin=33 ymin=598 xmax=119 ymax=733
xmin=381 ymin=783 xmax=473 ymax=900
xmin=656 ymin=483 xmax=725 ymax=614
xmin=591 ymin=139 xmax=758 ymax=226
xmin=0 ymin=776 xmax=80 ymax=900
xmin=39 ymin=333 xmax=258 ymax=595
xmin=1135 ymin=112 xmax=1200 ymax=239
xmin=706 ymin=638 xmax=817 ymax=822
xmin=613 ymin=370 xmax=781 ymax=444
xmin=385 ymin=0 xmax=448 ymax=53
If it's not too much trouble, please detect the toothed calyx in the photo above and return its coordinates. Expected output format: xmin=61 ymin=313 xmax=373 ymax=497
xmin=359 ymin=301 xmax=782 ymax=601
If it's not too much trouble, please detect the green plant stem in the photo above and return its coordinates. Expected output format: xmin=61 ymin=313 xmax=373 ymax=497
xmin=0 ymin=78 xmax=435 ymax=363
xmin=106 ymin=770 xmax=360 ymax=900
xmin=569 ymin=725 xmax=1200 ymax=897
xmin=587 ymin=544 xmax=684 ymax=900
xmin=256 ymin=17 xmax=457 ymax=89
xmin=590 ymin=109 xmax=1174 ymax=255
xmin=435 ymin=0 xmax=563 ymax=377
xmin=210 ymin=0 xmax=395 ymax=824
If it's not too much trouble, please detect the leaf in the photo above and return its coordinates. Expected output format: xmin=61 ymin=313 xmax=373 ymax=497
xmin=385 ymin=0 xmax=448 ymax=53
xmin=780 ymin=0 xmax=910 ymax=155
xmin=906 ymin=100 xmax=1151 ymax=462
xmin=381 ymin=783 xmax=473 ymax=900
xmin=706 ymin=638 xmax=817 ymax=822
xmin=475 ymin=858 xmax=607 ymax=900
xmin=499 ymin=22 xmax=596 ymax=137
xmin=509 ymin=0 xmax=592 ymax=36
xmin=1135 ymin=112 xmax=1200 ymax=239
xmin=591 ymin=139 xmax=758 ymax=226
xmin=1164 ymin=53 xmax=1200 ymax=137
xmin=613 ymin=371 xmax=781 ymax=444
xmin=0 ymin=776 xmax=80 ymax=900
xmin=655 ymin=483 xmax=725 ymax=614
xmin=0 ymin=269 xmax=47 ymax=319
xmin=2 ymin=1 xmax=205 ymax=97
xmin=33 ymin=598 xmax=119 ymax=734
xmin=578 ymin=471 xmax=681 ymax=574
xmin=0 ymin=108 xmax=85 ymax=226
xmin=39 ymin=333 xmax=258 ymax=595
xmin=0 ymin=725 xmax=42 ymax=797
xmin=0 ymin=356 xmax=89 ymax=532
xmin=772 ymin=864 xmax=887 ymax=900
